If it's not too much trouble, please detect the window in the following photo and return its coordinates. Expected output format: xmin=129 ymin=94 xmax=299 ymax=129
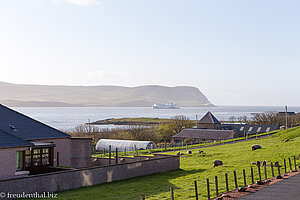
xmin=240 ymin=127 xmax=244 ymax=131
xmin=257 ymin=127 xmax=262 ymax=132
xmin=16 ymin=151 xmax=24 ymax=170
xmin=248 ymin=127 xmax=253 ymax=132
xmin=266 ymin=127 xmax=271 ymax=132
xmin=24 ymin=147 xmax=52 ymax=168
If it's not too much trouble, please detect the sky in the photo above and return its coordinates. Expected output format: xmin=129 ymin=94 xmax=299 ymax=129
xmin=0 ymin=0 xmax=299 ymax=106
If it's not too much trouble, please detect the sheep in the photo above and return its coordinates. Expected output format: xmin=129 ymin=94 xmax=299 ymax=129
xmin=177 ymin=152 xmax=182 ymax=156
xmin=252 ymin=144 xmax=262 ymax=151
xmin=186 ymin=150 xmax=192 ymax=154
xmin=199 ymin=150 xmax=204 ymax=154
xmin=213 ymin=160 xmax=223 ymax=167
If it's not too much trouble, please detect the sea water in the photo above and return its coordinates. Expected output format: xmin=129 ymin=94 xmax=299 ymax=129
xmin=12 ymin=106 xmax=300 ymax=130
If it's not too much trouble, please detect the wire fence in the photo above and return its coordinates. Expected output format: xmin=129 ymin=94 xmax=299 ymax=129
xmin=139 ymin=154 xmax=300 ymax=200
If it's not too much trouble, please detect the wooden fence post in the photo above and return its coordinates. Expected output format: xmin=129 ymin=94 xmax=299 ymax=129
xmin=277 ymin=164 xmax=281 ymax=176
xmin=215 ymin=176 xmax=219 ymax=197
xmin=284 ymin=159 xmax=287 ymax=173
xmin=115 ymin=148 xmax=118 ymax=164
xmin=207 ymin=178 xmax=210 ymax=200
xmin=234 ymin=171 xmax=238 ymax=189
xmin=271 ymin=162 xmax=274 ymax=177
xmin=225 ymin=173 xmax=229 ymax=192
xmin=264 ymin=164 xmax=267 ymax=180
xmin=243 ymin=169 xmax=246 ymax=186
xmin=109 ymin=145 xmax=111 ymax=165
xmin=289 ymin=158 xmax=292 ymax=171
xmin=170 ymin=187 xmax=174 ymax=200
xmin=251 ymin=167 xmax=254 ymax=184
xmin=257 ymin=164 xmax=261 ymax=181
xmin=194 ymin=180 xmax=198 ymax=200
xmin=294 ymin=156 xmax=297 ymax=170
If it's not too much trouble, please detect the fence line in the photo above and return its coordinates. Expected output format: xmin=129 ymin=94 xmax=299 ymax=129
xmin=139 ymin=155 xmax=299 ymax=199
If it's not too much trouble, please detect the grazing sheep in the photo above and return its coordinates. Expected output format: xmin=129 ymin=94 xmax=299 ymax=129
xmin=177 ymin=152 xmax=182 ymax=156
xmin=274 ymin=161 xmax=280 ymax=167
xmin=199 ymin=150 xmax=204 ymax=154
xmin=120 ymin=158 xmax=126 ymax=163
xmin=186 ymin=150 xmax=192 ymax=154
xmin=252 ymin=144 xmax=262 ymax=151
xmin=213 ymin=160 xmax=223 ymax=167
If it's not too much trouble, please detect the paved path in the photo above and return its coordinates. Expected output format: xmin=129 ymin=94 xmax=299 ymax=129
xmin=238 ymin=173 xmax=300 ymax=200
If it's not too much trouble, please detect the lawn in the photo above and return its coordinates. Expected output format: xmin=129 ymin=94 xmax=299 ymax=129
xmin=56 ymin=128 xmax=300 ymax=200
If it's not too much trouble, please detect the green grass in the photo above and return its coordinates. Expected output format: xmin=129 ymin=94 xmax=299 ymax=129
xmin=91 ymin=117 xmax=176 ymax=125
xmin=56 ymin=128 xmax=300 ymax=200
xmin=275 ymin=126 xmax=300 ymax=141
xmin=93 ymin=131 xmax=277 ymax=157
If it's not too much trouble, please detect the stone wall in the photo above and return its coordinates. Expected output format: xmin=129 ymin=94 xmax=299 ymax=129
xmin=0 ymin=154 xmax=179 ymax=194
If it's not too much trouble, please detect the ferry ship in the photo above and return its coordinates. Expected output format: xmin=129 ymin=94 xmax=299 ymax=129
xmin=152 ymin=102 xmax=180 ymax=109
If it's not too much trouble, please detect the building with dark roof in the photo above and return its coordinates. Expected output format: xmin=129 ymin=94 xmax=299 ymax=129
xmin=173 ymin=111 xmax=279 ymax=143
xmin=0 ymin=104 xmax=92 ymax=180
xmin=221 ymin=124 xmax=279 ymax=137
xmin=173 ymin=129 xmax=236 ymax=142
xmin=277 ymin=112 xmax=296 ymax=116
xmin=197 ymin=111 xmax=221 ymax=129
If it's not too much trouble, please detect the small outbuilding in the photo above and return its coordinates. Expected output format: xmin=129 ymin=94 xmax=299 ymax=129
xmin=96 ymin=139 xmax=157 ymax=152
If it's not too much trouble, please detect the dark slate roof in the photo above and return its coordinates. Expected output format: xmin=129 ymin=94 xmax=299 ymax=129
xmin=277 ymin=112 xmax=296 ymax=116
xmin=221 ymin=124 xmax=279 ymax=136
xmin=173 ymin=129 xmax=235 ymax=140
xmin=0 ymin=129 xmax=33 ymax=149
xmin=197 ymin=111 xmax=221 ymax=124
xmin=0 ymin=104 xmax=70 ymax=140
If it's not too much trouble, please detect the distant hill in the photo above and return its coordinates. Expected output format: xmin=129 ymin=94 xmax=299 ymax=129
xmin=0 ymin=81 xmax=213 ymax=107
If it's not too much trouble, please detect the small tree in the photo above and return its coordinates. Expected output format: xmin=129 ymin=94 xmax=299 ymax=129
xmin=157 ymin=115 xmax=196 ymax=143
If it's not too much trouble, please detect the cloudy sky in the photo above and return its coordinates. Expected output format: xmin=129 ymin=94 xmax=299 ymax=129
xmin=0 ymin=0 xmax=299 ymax=106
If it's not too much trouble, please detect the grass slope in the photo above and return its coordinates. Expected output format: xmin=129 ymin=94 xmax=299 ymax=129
xmin=91 ymin=117 xmax=174 ymax=125
xmin=57 ymin=128 xmax=300 ymax=200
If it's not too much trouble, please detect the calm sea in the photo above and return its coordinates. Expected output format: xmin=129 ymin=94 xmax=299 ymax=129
xmin=12 ymin=106 xmax=300 ymax=130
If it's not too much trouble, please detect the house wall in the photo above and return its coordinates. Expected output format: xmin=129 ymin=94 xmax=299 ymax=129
xmin=0 ymin=147 xmax=28 ymax=180
xmin=0 ymin=154 xmax=180 ymax=194
xmin=70 ymin=138 xmax=92 ymax=168
xmin=35 ymin=138 xmax=71 ymax=167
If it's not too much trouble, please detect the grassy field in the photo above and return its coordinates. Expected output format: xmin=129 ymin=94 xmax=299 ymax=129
xmin=57 ymin=128 xmax=300 ymax=200
xmin=90 ymin=117 xmax=239 ymax=125
xmin=92 ymin=130 xmax=277 ymax=157
xmin=90 ymin=117 xmax=175 ymax=125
